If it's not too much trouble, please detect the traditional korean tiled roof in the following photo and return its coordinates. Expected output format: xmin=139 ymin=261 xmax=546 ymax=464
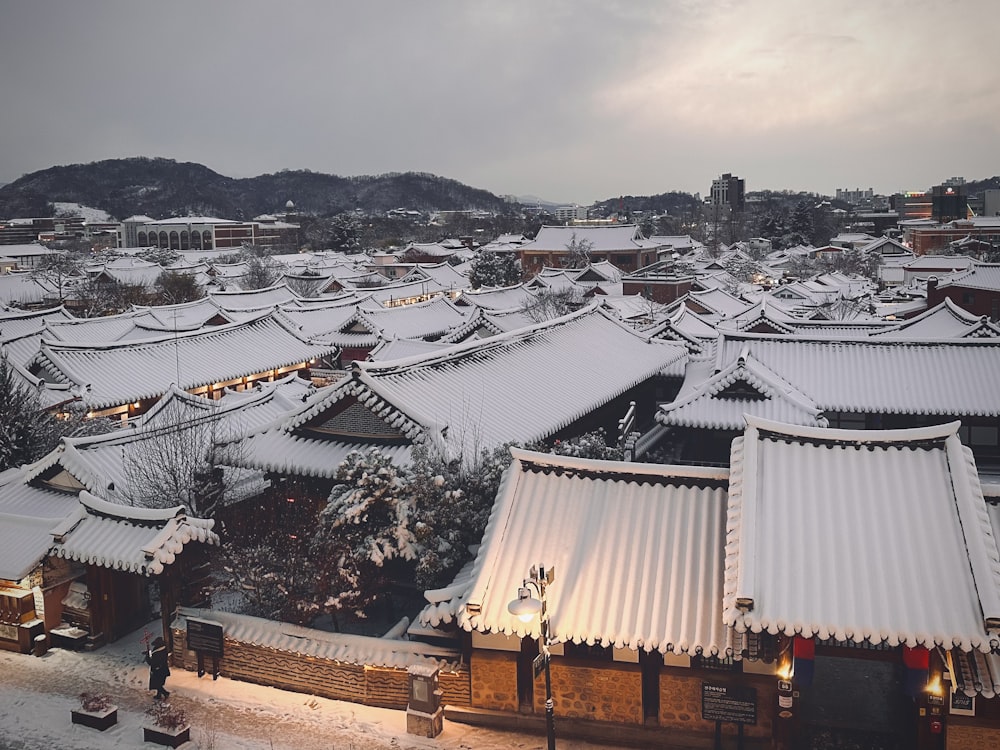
xmin=724 ymin=417 xmax=1000 ymax=653
xmin=43 ymin=311 xmax=146 ymax=344
xmin=208 ymin=284 xmax=301 ymax=311
xmin=344 ymin=304 xmax=687 ymax=460
xmin=713 ymin=331 xmax=1000 ymax=417
xmin=353 ymin=295 xmax=468 ymax=341
xmin=686 ymin=288 xmax=753 ymax=319
xmin=874 ymin=298 xmax=1000 ymax=339
xmin=519 ymin=225 xmax=663 ymax=253
xmin=0 ymin=478 xmax=77 ymax=580
xmin=0 ymin=306 xmax=73 ymax=340
xmin=236 ymin=304 xmax=687 ymax=477
xmin=48 ymin=492 xmax=218 ymax=576
xmin=936 ymin=263 xmax=1000 ymax=292
xmin=436 ymin=307 xmax=508 ymax=344
xmin=367 ymin=338 xmax=452 ymax=361
xmin=172 ymin=607 xmax=462 ymax=671
xmin=456 ymin=284 xmax=539 ymax=311
xmin=30 ymin=312 xmax=335 ymax=410
xmin=401 ymin=262 xmax=469 ymax=289
xmin=0 ymin=274 xmax=50 ymax=307
xmin=359 ymin=278 xmax=455 ymax=307
xmin=427 ymin=449 xmax=734 ymax=656
xmin=23 ymin=380 xmax=307 ymax=502
xmin=657 ymin=352 xmax=826 ymax=430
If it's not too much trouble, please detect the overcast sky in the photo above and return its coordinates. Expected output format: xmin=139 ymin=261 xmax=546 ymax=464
xmin=1 ymin=0 xmax=997 ymax=204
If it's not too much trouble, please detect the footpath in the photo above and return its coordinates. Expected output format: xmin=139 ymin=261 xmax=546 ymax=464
xmin=0 ymin=621 xmax=619 ymax=750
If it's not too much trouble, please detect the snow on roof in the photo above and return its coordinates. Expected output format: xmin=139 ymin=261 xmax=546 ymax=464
xmin=874 ymin=298 xmax=1000 ymax=339
xmin=239 ymin=304 xmax=688 ymax=476
xmin=345 ymin=304 xmax=688 ymax=460
xmin=32 ymin=312 xmax=334 ymax=410
xmin=367 ymin=338 xmax=452 ymax=362
xmin=455 ymin=284 xmax=538 ymax=311
xmin=172 ymin=607 xmax=462 ymax=671
xmin=402 ymin=262 xmax=469 ymax=289
xmin=686 ymin=288 xmax=754 ymax=319
xmin=48 ymin=491 xmax=218 ymax=576
xmin=438 ymin=449 xmax=733 ymax=656
xmin=936 ymin=263 xmax=1000 ymax=293
xmin=0 ymin=306 xmax=73 ymax=340
xmin=355 ymin=295 xmax=469 ymax=341
xmin=209 ymin=284 xmax=301 ymax=311
xmin=519 ymin=225 xmax=662 ymax=253
xmin=657 ymin=352 xmax=826 ymax=430
xmin=145 ymin=216 xmax=237 ymax=225
xmin=904 ymin=254 xmax=976 ymax=271
xmin=0 ymin=274 xmax=50 ymax=307
xmin=713 ymin=331 xmax=1000 ymax=417
xmin=725 ymin=417 xmax=1000 ymax=652
xmin=43 ymin=311 xmax=144 ymax=344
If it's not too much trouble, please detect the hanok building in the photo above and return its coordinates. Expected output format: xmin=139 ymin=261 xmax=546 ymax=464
xmin=417 ymin=418 xmax=1000 ymax=749
xmin=516 ymin=225 xmax=666 ymax=277
xmin=652 ymin=330 xmax=1000 ymax=468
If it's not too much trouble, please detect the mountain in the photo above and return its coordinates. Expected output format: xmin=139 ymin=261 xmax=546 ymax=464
xmin=0 ymin=157 xmax=512 ymax=221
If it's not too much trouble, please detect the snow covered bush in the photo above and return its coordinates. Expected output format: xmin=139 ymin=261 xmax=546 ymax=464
xmin=79 ymin=692 xmax=114 ymax=713
xmin=145 ymin=701 xmax=187 ymax=730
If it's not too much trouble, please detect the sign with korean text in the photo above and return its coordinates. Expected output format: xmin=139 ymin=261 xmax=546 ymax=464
xmin=186 ymin=616 xmax=224 ymax=657
xmin=701 ymin=683 xmax=757 ymax=725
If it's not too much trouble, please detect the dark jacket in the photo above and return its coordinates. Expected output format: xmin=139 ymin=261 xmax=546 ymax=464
xmin=145 ymin=642 xmax=170 ymax=689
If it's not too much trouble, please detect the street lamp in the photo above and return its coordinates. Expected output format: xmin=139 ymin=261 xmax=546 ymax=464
xmin=508 ymin=564 xmax=556 ymax=750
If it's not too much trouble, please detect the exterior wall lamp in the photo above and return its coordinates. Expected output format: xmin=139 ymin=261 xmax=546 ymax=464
xmin=507 ymin=564 xmax=556 ymax=750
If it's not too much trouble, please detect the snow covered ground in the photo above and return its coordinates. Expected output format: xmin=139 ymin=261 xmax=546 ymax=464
xmin=0 ymin=620 xmax=623 ymax=750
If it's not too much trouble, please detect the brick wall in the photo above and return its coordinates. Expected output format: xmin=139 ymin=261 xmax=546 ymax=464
xmin=470 ymin=650 xmax=519 ymax=711
xmin=544 ymin=660 xmax=642 ymax=724
xmin=171 ymin=627 xmax=470 ymax=710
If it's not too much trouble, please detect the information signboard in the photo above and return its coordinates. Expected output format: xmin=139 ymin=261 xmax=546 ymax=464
xmin=701 ymin=683 xmax=757 ymax=725
xmin=186 ymin=616 xmax=224 ymax=657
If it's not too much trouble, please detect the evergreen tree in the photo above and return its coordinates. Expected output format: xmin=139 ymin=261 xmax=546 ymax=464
xmin=468 ymin=250 xmax=521 ymax=288
xmin=309 ymin=449 xmax=418 ymax=625
xmin=0 ymin=358 xmax=60 ymax=471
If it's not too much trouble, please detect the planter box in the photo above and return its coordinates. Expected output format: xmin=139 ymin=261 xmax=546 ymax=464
xmin=143 ymin=724 xmax=190 ymax=747
xmin=71 ymin=707 xmax=118 ymax=731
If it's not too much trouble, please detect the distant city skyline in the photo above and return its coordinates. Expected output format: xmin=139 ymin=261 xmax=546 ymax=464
xmin=1 ymin=1 xmax=997 ymax=205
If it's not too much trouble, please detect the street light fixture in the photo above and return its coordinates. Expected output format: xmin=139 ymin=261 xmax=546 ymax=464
xmin=508 ymin=564 xmax=556 ymax=750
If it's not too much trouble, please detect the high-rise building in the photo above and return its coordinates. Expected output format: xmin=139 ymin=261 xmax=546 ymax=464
xmin=710 ymin=173 xmax=745 ymax=211
xmin=931 ymin=184 xmax=968 ymax=222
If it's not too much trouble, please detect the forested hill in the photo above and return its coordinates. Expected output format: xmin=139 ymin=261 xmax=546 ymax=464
xmin=0 ymin=157 xmax=511 ymax=220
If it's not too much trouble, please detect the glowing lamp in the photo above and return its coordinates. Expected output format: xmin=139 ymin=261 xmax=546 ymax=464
xmin=508 ymin=587 xmax=542 ymax=623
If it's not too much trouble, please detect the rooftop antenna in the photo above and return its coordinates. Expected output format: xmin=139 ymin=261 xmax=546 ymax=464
xmin=173 ymin=309 xmax=181 ymax=386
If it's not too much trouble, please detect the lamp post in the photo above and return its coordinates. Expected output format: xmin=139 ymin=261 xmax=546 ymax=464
xmin=508 ymin=564 xmax=556 ymax=750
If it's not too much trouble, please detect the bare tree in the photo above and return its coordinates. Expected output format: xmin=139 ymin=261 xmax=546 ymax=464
xmin=562 ymin=232 xmax=594 ymax=269
xmin=521 ymin=288 xmax=581 ymax=323
xmin=122 ymin=403 xmax=246 ymax=519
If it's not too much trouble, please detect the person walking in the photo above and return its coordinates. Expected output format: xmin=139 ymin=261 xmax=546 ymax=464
xmin=145 ymin=636 xmax=171 ymax=700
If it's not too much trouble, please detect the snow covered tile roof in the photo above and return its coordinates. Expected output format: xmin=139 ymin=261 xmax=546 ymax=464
xmin=137 ymin=297 xmax=234 ymax=329
xmin=657 ymin=353 xmax=826 ymax=430
xmin=688 ymin=288 xmax=754 ymax=319
xmin=355 ymin=295 xmax=469 ymax=340
xmin=874 ymin=298 xmax=1000 ymax=339
xmin=209 ymin=283 xmax=300 ymax=311
xmin=0 ymin=513 xmax=61 ymax=580
xmin=351 ymin=304 xmax=688 ymax=459
xmin=403 ymin=262 xmax=469 ymax=288
xmin=362 ymin=278 xmax=453 ymax=307
xmin=519 ymin=225 xmax=660 ymax=253
xmin=714 ymin=332 xmax=1000 ymax=417
xmin=724 ymin=417 xmax=1000 ymax=652
xmin=938 ymin=263 xmax=1000 ymax=293
xmin=456 ymin=284 xmax=538 ymax=311
xmin=0 ymin=306 xmax=72 ymax=340
xmin=367 ymin=338 xmax=452 ymax=362
xmin=49 ymin=492 xmax=218 ymax=576
xmin=238 ymin=429 xmax=413 ymax=479
xmin=0 ymin=274 xmax=49 ymax=307
xmin=43 ymin=311 xmax=143 ymax=344
xmin=444 ymin=449 xmax=733 ymax=656
xmin=32 ymin=313 xmax=334 ymax=410
xmin=172 ymin=607 xmax=462 ymax=670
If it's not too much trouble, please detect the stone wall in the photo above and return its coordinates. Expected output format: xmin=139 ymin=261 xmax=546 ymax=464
xmin=171 ymin=627 xmax=470 ymax=710
xmin=660 ymin=669 xmax=775 ymax=740
xmin=946 ymin=720 xmax=1000 ymax=750
xmin=470 ymin=650 xmax=519 ymax=711
xmin=544 ymin=660 xmax=642 ymax=725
